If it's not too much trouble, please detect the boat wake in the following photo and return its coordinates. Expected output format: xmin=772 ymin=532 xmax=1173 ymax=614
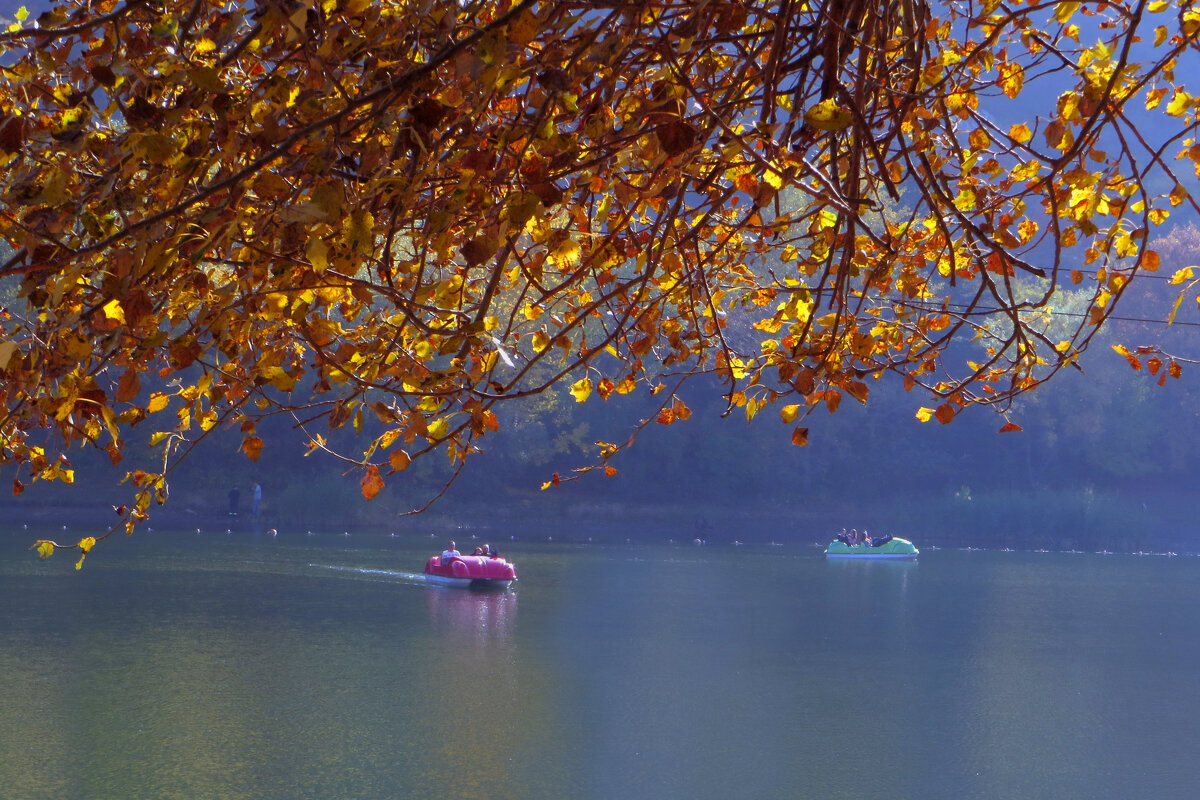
xmin=309 ymin=563 xmax=429 ymax=584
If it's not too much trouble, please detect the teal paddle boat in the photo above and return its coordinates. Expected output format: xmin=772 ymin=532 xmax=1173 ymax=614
xmin=825 ymin=535 xmax=918 ymax=559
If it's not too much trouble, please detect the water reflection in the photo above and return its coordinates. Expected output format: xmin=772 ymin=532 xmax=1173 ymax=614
xmin=424 ymin=587 xmax=517 ymax=640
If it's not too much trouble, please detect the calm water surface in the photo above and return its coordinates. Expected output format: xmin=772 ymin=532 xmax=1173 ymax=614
xmin=2 ymin=528 xmax=1198 ymax=799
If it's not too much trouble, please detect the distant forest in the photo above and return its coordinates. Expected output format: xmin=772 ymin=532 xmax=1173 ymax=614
xmin=5 ymin=226 xmax=1200 ymax=553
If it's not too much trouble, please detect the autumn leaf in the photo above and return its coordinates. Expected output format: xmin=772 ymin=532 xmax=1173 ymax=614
xmin=569 ymin=377 xmax=593 ymax=403
xmin=791 ymin=427 xmax=809 ymax=446
xmin=0 ymin=340 xmax=18 ymax=370
xmin=361 ymin=465 xmax=385 ymax=501
xmin=997 ymin=63 xmax=1025 ymax=98
xmin=116 ymin=370 xmax=141 ymax=403
xmin=804 ymin=98 xmax=853 ymax=131
xmin=1168 ymin=267 xmax=1195 ymax=285
xmin=243 ymin=436 xmax=264 ymax=461
xmin=389 ymin=449 xmax=411 ymax=471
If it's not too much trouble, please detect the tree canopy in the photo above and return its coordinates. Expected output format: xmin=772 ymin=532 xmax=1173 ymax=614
xmin=2 ymin=0 xmax=1198 ymax=562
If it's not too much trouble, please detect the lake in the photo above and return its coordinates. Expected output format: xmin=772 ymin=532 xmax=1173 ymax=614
xmin=3 ymin=526 xmax=1198 ymax=799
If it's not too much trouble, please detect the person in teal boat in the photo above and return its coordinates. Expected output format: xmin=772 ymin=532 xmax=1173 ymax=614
xmin=834 ymin=528 xmax=896 ymax=548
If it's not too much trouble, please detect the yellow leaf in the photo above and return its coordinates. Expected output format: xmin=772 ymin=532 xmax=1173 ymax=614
xmin=549 ymin=238 xmax=581 ymax=267
xmin=427 ymin=417 xmax=449 ymax=440
xmin=998 ymin=63 xmax=1024 ymax=99
xmin=780 ymin=404 xmax=800 ymax=423
xmin=1166 ymin=90 xmax=1193 ymax=117
xmin=306 ymin=238 xmax=330 ymax=273
xmin=1053 ymin=1 xmax=1080 ymax=23
xmin=78 ymin=536 xmax=96 ymax=553
xmin=569 ymin=377 xmax=593 ymax=403
xmin=1009 ymin=123 xmax=1032 ymax=144
xmin=102 ymin=299 xmax=126 ymax=325
xmin=36 ymin=541 xmax=54 ymax=559
xmin=147 ymin=393 xmax=169 ymax=413
xmin=915 ymin=406 xmax=935 ymax=423
xmin=804 ymin=98 xmax=853 ymax=132
xmin=1168 ymin=267 xmax=1194 ymax=285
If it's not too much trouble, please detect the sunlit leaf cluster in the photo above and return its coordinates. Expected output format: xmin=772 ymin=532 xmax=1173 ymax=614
xmin=1 ymin=0 xmax=1197 ymax=556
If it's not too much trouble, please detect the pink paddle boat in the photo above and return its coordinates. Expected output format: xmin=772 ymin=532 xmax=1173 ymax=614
xmin=423 ymin=553 xmax=517 ymax=590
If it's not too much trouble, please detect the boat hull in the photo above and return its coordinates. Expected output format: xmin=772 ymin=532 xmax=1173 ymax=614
xmin=825 ymin=537 xmax=918 ymax=559
xmin=423 ymin=574 xmax=514 ymax=590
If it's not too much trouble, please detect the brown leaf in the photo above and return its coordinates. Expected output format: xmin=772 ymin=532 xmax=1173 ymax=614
xmin=657 ymin=120 xmax=697 ymax=156
xmin=116 ymin=369 xmax=141 ymax=403
xmin=0 ymin=116 xmax=28 ymax=154
xmin=791 ymin=427 xmax=809 ymax=446
xmin=793 ymin=368 xmax=815 ymax=395
xmin=461 ymin=235 xmax=495 ymax=267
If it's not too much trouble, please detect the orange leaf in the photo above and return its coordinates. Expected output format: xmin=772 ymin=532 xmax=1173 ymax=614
xmin=242 ymin=436 xmax=263 ymax=462
xmin=360 ymin=465 xmax=385 ymax=501
xmin=389 ymin=449 xmax=411 ymax=471
xmin=13 ymin=478 xmax=24 ymax=496
xmin=844 ymin=382 xmax=869 ymax=404
xmin=935 ymin=404 xmax=955 ymax=424
xmin=998 ymin=422 xmax=1022 ymax=433
xmin=791 ymin=427 xmax=809 ymax=446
